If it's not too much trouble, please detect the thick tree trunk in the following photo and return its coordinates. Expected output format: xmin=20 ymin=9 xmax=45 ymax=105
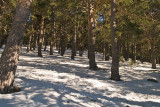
xmin=0 ymin=0 xmax=31 ymax=94
xmin=88 ymin=0 xmax=97 ymax=70
xmin=71 ymin=25 xmax=77 ymax=60
xmin=110 ymin=0 xmax=120 ymax=81
xmin=38 ymin=16 xmax=44 ymax=57
xmin=150 ymin=37 xmax=156 ymax=69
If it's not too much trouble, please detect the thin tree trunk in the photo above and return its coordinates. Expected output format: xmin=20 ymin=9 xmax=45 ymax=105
xmin=110 ymin=0 xmax=120 ymax=81
xmin=33 ymin=33 xmax=37 ymax=50
xmin=132 ymin=42 xmax=136 ymax=63
xmin=79 ymin=33 xmax=84 ymax=56
xmin=50 ymin=11 xmax=55 ymax=55
xmin=122 ymin=42 xmax=128 ymax=61
xmin=126 ymin=42 xmax=129 ymax=60
xmin=103 ymin=42 xmax=109 ymax=61
xmin=71 ymin=24 xmax=77 ymax=60
xmin=50 ymin=39 xmax=54 ymax=55
xmin=0 ymin=0 xmax=31 ymax=94
xmin=140 ymin=43 xmax=144 ymax=63
xmin=38 ymin=16 xmax=44 ymax=57
xmin=27 ymin=34 xmax=32 ymax=52
xmin=88 ymin=0 xmax=97 ymax=70
xmin=27 ymin=23 xmax=34 ymax=52
xmin=131 ymin=43 xmax=134 ymax=60
xmin=43 ymin=39 xmax=47 ymax=51
xmin=151 ymin=37 xmax=156 ymax=69
xmin=60 ymin=26 xmax=66 ymax=56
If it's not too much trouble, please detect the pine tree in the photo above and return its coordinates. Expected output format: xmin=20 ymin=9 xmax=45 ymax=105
xmin=0 ymin=0 xmax=32 ymax=94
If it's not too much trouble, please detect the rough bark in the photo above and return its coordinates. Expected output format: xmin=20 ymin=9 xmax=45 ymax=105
xmin=110 ymin=0 xmax=120 ymax=81
xmin=0 ymin=0 xmax=31 ymax=94
xmin=88 ymin=0 xmax=97 ymax=70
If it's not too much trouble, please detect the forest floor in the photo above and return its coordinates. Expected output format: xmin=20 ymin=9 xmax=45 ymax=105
xmin=0 ymin=46 xmax=160 ymax=107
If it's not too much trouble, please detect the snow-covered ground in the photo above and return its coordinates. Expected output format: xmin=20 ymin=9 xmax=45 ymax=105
xmin=0 ymin=46 xmax=160 ymax=107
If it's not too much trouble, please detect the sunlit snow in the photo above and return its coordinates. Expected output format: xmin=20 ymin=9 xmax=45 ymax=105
xmin=0 ymin=46 xmax=160 ymax=107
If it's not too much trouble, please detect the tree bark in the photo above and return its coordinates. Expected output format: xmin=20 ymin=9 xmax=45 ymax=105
xmin=50 ymin=11 xmax=55 ymax=55
xmin=32 ymin=32 xmax=37 ymax=50
xmin=0 ymin=0 xmax=31 ymax=94
xmin=103 ymin=42 xmax=109 ymax=61
xmin=88 ymin=0 xmax=97 ymax=70
xmin=27 ymin=23 xmax=34 ymax=52
xmin=150 ymin=37 xmax=156 ymax=69
xmin=71 ymin=24 xmax=77 ymax=60
xmin=60 ymin=26 xmax=66 ymax=56
xmin=110 ymin=0 xmax=120 ymax=81
xmin=126 ymin=42 xmax=129 ymax=60
xmin=38 ymin=16 xmax=44 ymax=57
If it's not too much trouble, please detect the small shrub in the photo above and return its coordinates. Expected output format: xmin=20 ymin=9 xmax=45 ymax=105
xmin=130 ymin=60 xmax=135 ymax=65
xmin=119 ymin=56 xmax=125 ymax=63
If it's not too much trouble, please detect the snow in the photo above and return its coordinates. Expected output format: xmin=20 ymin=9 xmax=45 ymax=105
xmin=0 ymin=46 xmax=160 ymax=107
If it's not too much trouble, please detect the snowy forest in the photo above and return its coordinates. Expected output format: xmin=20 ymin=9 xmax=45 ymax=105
xmin=0 ymin=0 xmax=160 ymax=106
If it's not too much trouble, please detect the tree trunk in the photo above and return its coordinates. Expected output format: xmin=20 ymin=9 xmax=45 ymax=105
xmin=133 ymin=41 xmax=136 ymax=63
xmin=79 ymin=34 xmax=84 ymax=57
xmin=110 ymin=0 xmax=120 ymax=81
xmin=38 ymin=16 xmax=44 ymax=57
xmin=103 ymin=42 xmax=109 ymax=61
xmin=50 ymin=11 xmax=55 ymax=55
xmin=0 ymin=0 xmax=31 ymax=94
xmin=43 ymin=39 xmax=47 ymax=51
xmin=27 ymin=23 xmax=34 ymax=52
xmin=150 ymin=37 xmax=156 ymax=69
xmin=140 ymin=43 xmax=144 ymax=63
xmin=71 ymin=25 xmax=77 ymax=60
xmin=27 ymin=34 xmax=32 ymax=52
xmin=60 ymin=26 xmax=66 ymax=56
xmin=88 ymin=0 xmax=97 ymax=70
xmin=126 ymin=42 xmax=129 ymax=60
xmin=122 ymin=42 xmax=128 ymax=61
xmin=33 ymin=32 xmax=37 ymax=50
